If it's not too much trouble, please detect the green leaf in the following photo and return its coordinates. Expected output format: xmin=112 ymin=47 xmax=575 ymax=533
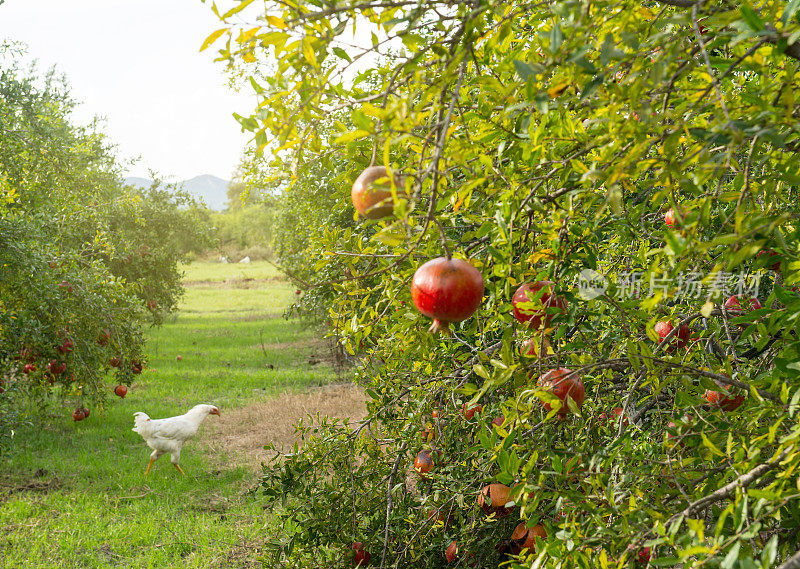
xmin=513 ymin=60 xmax=536 ymax=81
xmin=721 ymin=542 xmax=740 ymax=569
xmin=332 ymin=47 xmax=352 ymax=62
xmin=221 ymin=0 xmax=257 ymax=19
xmin=549 ymin=24 xmax=564 ymax=52
xmin=473 ymin=364 xmax=490 ymax=379
xmin=200 ymin=28 xmax=228 ymax=52
xmin=569 ymin=53 xmax=597 ymax=74
xmin=333 ymin=129 xmax=370 ymax=144
xmin=534 ymin=93 xmax=549 ymax=114
xmin=783 ymin=0 xmax=800 ymax=25
xmin=761 ymin=535 xmax=778 ymax=567
xmin=701 ymin=432 xmax=725 ymax=457
xmin=301 ymin=39 xmax=317 ymax=66
xmin=373 ymin=223 xmax=405 ymax=246
xmin=740 ymin=4 xmax=765 ymax=31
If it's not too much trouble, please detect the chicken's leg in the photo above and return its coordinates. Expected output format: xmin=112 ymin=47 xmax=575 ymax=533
xmin=144 ymin=457 xmax=155 ymax=476
xmin=173 ymin=463 xmax=186 ymax=476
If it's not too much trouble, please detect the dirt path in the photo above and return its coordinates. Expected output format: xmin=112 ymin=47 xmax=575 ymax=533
xmin=201 ymin=382 xmax=367 ymax=471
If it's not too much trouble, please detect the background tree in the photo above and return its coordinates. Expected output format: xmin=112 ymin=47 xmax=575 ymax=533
xmin=209 ymin=1 xmax=800 ymax=567
xmin=0 ymin=47 xmax=212 ymax=438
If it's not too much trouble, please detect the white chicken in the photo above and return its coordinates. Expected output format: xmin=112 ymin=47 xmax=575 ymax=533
xmin=132 ymin=404 xmax=220 ymax=475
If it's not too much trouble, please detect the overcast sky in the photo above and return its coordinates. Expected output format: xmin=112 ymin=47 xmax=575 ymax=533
xmin=0 ymin=0 xmax=254 ymax=182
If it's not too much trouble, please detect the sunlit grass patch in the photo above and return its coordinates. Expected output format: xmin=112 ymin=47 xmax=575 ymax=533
xmin=181 ymin=260 xmax=283 ymax=283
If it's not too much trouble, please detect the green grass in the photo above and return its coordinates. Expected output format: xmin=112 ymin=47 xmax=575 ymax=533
xmin=180 ymin=260 xmax=282 ymax=283
xmin=0 ymin=261 xmax=334 ymax=568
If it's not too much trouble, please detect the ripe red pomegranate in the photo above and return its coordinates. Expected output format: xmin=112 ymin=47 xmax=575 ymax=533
xmin=536 ymin=368 xmax=584 ymax=416
xmin=350 ymin=542 xmax=371 ymax=567
xmin=81 ymin=406 xmax=90 ymax=418
xmin=413 ymin=450 xmax=434 ymax=477
xmin=445 ymin=541 xmax=458 ymax=563
xmin=109 ymin=357 xmax=122 ymax=368
xmin=23 ymin=363 xmax=36 ymax=374
xmin=664 ymin=208 xmax=676 ymax=227
xmin=462 ymin=402 xmax=482 ymax=420
xmin=601 ymin=406 xmax=628 ymax=426
xmin=114 ymin=385 xmax=127 ymax=398
xmin=724 ymin=295 xmax=762 ymax=312
xmin=512 ymin=281 xmax=567 ymax=330
xmin=351 ymin=166 xmax=401 ymax=219
xmin=637 ymin=546 xmax=651 ymax=565
xmin=411 ymin=257 xmax=484 ymax=334
xmin=478 ymin=483 xmax=514 ymax=517
xmin=510 ymin=523 xmax=547 ymax=553
xmin=703 ymin=389 xmax=745 ymax=412
xmin=72 ymin=408 xmax=85 ymax=422
xmin=654 ymin=320 xmax=691 ymax=351
xmin=131 ymin=360 xmax=143 ymax=374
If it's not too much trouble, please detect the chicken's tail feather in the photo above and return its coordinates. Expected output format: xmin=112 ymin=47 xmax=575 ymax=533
xmin=132 ymin=411 xmax=151 ymax=434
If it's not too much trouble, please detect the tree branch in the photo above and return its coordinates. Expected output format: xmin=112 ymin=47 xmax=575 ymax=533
xmin=379 ymin=441 xmax=408 ymax=569
xmin=667 ymin=446 xmax=793 ymax=525
xmin=777 ymin=549 xmax=800 ymax=569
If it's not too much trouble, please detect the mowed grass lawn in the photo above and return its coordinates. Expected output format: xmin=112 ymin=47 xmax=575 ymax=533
xmin=0 ymin=261 xmax=337 ymax=568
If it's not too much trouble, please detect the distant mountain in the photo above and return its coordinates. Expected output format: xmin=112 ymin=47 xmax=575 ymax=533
xmin=123 ymin=174 xmax=230 ymax=211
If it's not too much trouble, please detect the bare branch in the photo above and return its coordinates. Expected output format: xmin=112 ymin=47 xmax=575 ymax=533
xmin=667 ymin=447 xmax=793 ymax=525
xmin=379 ymin=441 xmax=408 ymax=569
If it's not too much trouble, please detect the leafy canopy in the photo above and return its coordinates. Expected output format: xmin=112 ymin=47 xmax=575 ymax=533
xmin=209 ymin=1 xmax=800 ymax=567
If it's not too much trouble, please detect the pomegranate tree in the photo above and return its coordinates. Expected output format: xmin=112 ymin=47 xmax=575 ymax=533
xmin=410 ymin=257 xmax=484 ymax=334
xmin=512 ymin=281 xmax=567 ymax=331
xmin=350 ymin=165 xmax=402 ymax=219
